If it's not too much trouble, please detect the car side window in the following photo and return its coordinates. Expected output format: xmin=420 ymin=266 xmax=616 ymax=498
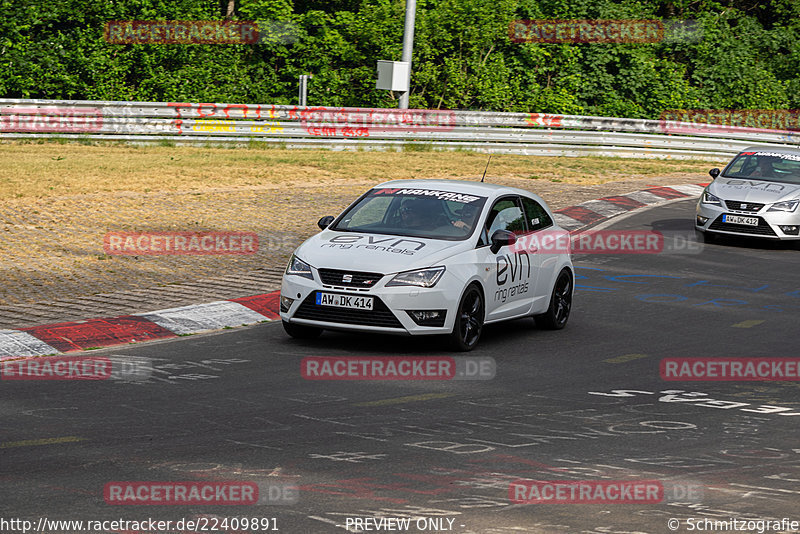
xmin=485 ymin=197 xmax=527 ymax=237
xmin=521 ymin=196 xmax=553 ymax=231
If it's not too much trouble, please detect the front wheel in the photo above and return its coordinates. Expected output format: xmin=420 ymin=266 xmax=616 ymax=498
xmin=282 ymin=320 xmax=323 ymax=339
xmin=449 ymin=284 xmax=484 ymax=351
xmin=535 ymin=269 xmax=572 ymax=330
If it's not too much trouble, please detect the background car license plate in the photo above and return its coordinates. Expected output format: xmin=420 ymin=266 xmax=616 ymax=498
xmin=316 ymin=292 xmax=374 ymax=310
xmin=723 ymin=214 xmax=759 ymax=226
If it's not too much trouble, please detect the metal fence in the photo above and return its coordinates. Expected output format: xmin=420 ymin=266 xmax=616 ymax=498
xmin=1 ymin=98 xmax=798 ymax=159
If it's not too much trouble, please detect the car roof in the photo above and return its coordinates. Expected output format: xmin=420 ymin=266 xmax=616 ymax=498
xmin=372 ymin=179 xmax=547 ymax=203
xmin=740 ymin=146 xmax=800 ymax=157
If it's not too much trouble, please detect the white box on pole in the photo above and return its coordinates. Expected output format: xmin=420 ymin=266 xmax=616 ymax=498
xmin=376 ymin=60 xmax=410 ymax=91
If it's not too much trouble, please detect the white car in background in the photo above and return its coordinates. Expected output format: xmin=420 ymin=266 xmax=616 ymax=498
xmin=696 ymin=147 xmax=800 ymax=241
xmin=280 ymin=180 xmax=574 ymax=351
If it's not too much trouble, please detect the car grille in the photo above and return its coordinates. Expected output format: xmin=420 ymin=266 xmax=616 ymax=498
xmin=708 ymin=215 xmax=777 ymax=236
xmin=724 ymin=200 xmax=764 ymax=212
xmin=294 ymin=292 xmax=404 ymax=328
xmin=318 ymin=268 xmax=384 ymax=288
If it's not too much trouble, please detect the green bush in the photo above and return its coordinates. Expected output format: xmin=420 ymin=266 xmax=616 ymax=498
xmin=0 ymin=0 xmax=797 ymax=119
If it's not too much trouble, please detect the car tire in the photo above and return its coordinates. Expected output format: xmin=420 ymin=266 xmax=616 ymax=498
xmin=282 ymin=320 xmax=323 ymax=339
xmin=535 ymin=269 xmax=573 ymax=330
xmin=449 ymin=284 xmax=484 ymax=352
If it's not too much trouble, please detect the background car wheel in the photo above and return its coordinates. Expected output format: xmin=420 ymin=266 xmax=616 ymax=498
xmin=449 ymin=284 xmax=484 ymax=352
xmin=535 ymin=269 xmax=572 ymax=330
xmin=282 ymin=320 xmax=323 ymax=339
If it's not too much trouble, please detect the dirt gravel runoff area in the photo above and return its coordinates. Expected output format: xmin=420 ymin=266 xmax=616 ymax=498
xmin=0 ymin=141 xmax=724 ymax=326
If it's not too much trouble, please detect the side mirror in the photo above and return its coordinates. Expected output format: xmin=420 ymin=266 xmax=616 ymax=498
xmin=709 ymin=168 xmax=720 ymax=179
xmin=490 ymin=229 xmax=517 ymax=254
xmin=318 ymin=215 xmax=335 ymax=230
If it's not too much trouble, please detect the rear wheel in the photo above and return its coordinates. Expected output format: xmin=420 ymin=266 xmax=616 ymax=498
xmin=535 ymin=269 xmax=572 ymax=330
xmin=449 ymin=284 xmax=484 ymax=352
xmin=282 ymin=320 xmax=323 ymax=339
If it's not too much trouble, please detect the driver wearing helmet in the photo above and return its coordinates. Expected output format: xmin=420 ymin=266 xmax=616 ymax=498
xmin=399 ymin=198 xmax=440 ymax=229
xmin=749 ymin=158 xmax=774 ymax=178
xmin=452 ymin=203 xmax=479 ymax=230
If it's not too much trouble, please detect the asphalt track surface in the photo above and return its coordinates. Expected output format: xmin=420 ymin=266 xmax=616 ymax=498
xmin=3 ymin=199 xmax=800 ymax=534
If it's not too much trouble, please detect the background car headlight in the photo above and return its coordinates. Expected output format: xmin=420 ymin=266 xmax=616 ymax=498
xmin=285 ymin=255 xmax=314 ymax=280
xmin=701 ymin=191 xmax=722 ymax=206
xmin=768 ymin=200 xmax=799 ymax=212
xmin=386 ymin=266 xmax=446 ymax=288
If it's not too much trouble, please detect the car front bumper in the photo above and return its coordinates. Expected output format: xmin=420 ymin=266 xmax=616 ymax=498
xmin=695 ymin=201 xmax=800 ymax=240
xmin=280 ymin=273 xmax=464 ymax=336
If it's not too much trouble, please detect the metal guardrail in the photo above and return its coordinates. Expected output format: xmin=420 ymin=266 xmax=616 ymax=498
xmin=1 ymin=98 xmax=798 ymax=159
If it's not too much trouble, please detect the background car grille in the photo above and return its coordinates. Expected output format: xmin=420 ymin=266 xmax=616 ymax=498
xmin=709 ymin=216 xmax=777 ymax=236
xmin=318 ymin=268 xmax=384 ymax=288
xmin=294 ymin=292 xmax=404 ymax=328
xmin=724 ymin=200 xmax=765 ymax=212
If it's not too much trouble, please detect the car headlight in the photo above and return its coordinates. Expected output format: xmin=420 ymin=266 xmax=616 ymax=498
xmin=768 ymin=200 xmax=799 ymax=212
xmin=701 ymin=191 xmax=722 ymax=206
xmin=285 ymin=254 xmax=314 ymax=280
xmin=386 ymin=266 xmax=446 ymax=288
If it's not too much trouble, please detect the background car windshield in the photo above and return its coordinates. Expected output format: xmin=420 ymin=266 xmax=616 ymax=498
xmin=723 ymin=153 xmax=800 ymax=184
xmin=331 ymin=189 xmax=488 ymax=240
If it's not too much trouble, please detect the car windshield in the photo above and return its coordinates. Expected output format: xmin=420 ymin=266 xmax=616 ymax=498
xmin=723 ymin=151 xmax=800 ymax=184
xmin=330 ymin=187 xmax=488 ymax=240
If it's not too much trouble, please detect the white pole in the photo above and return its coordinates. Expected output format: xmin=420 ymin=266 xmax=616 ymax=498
xmin=398 ymin=0 xmax=417 ymax=109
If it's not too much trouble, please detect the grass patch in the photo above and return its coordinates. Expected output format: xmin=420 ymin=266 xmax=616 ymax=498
xmin=402 ymin=142 xmax=435 ymax=152
xmin=0 ymin=140 xmax=725 ymax=200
